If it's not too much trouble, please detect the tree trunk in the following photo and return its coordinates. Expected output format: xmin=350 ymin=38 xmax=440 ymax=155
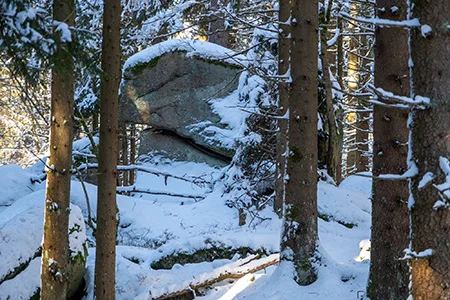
xmin=208 ymin=0 xmax=231 ymax=47
xmin=319 ymin=4 xmax=341 ymax=183
xmin=274 ymin=0 xmax=290 ymax=215
xmin=40 ymin=0 xmax=75 ymax=298
xmin=120 ymin=124 xmax=129 ymax=186
xmin=355 ymin=111 xmax=370 ymax=172
xmin=335 ymin=11 xmax=344 ymax=184
xmin=355 ymin=32 xmax=370 ymax=173
xmin=409 ymin=1 xmax=450 ymax=298
xmin=129 ymin=124 xmax=136 ymax=185
xmin=345 ymin=5 xmax=358 ymax=175
xmin=94 ymin=0 xmax=121 ymax=298
xmin=336 ymin=13 xmax=343 ymax=90
xmin=368 ymin=1 xmax=410 ymax=298
xmin=280 ymin=0 xmax=318 ymax=286
xmin=345 ymin=4 xmax=371 ymax=175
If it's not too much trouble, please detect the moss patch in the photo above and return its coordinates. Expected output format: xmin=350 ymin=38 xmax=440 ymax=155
xmin=195 ymin=56 xmax=242 ymax=70
xmin=151 ymin=246 xmax=270 ymax=270
xmin=289 ymin=146 xmax=303 ymax=163
xmin=30 ymin=288 xmax=40 ymax=300
xmin=318 ymin=212 xmax=356 ymax=229
xmin=318 ymin=212 xmax=330 ymax=222
xmin=124 ymin=50 xmax=242 ymax=79
xmin=124 ymin=54 xmax=166 ymax=79
xmin=340 ymin=221 xmax=356 ymax=229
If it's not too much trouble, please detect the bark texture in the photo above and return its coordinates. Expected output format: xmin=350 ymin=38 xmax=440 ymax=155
xmin=208 ymin=0 xmax=232 ymax=47
xmin=280 ymin=0 xmax=318 ymax=285
xmin=368 ymin=1 xmax=410 ymax=298
xmin=409 ymin=0 xmax=450 ymax=298
xmin=319 ymin=4 xmax=341 ymax=184
xmin=274 ymin=0 xmax=290 ymax=215
xmin=94 ymin=0 xmax=121 ymax=299
xmin=355 ymin=33 xmax=371 ymax=173
xmin=40 ymin=0 xmax=75 ymax=298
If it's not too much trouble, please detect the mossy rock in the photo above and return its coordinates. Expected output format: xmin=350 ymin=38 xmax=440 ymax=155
xmin=120 ymin=42 xmax=243 ymax=160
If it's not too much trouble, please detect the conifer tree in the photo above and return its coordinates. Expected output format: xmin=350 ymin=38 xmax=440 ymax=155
xmin=280 ymin=0 xmax=319 ymax=285
xmin=40 ymin=0 xmax=75 ymax=298
xmin=409 ymin=0 xmax=450 ymax=298
xmin=94 ymin=0 xmax=122 ymax=298
xmin=368 ymin=1 xmax=410 ymax=298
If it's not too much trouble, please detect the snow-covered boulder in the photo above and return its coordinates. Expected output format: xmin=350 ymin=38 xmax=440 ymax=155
xmin=120 ymin=39 xmax=245 ymax=160
xmin=0 ymin=190 xmax=87 ymax=299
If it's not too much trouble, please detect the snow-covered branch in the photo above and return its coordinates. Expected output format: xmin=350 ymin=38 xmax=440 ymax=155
xmin=402 ymin=248 xmax=434 ymax=260
xmin=116 ymin=186 xmax=206 ymax=200
xmin=75 ymin=164 xmax=212 ymax=187
xmin=368 ymin=84 xmax=431 ymax=109
xmin=356 ymin=163 xmax=418 ymax=180
xmin=339 ymin=11 xmax=420 ymax=27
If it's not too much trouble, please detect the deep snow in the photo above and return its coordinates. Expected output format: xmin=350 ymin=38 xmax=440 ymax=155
xmin=0 ymin=159 xmax=371 ymax=299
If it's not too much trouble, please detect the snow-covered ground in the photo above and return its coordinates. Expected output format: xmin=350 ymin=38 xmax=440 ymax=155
xmin=0 ymin=159 xmax=371 ymax=299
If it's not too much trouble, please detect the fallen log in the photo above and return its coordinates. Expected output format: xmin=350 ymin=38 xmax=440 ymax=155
xmin=153 ymin=254 xmax=279 ymax=300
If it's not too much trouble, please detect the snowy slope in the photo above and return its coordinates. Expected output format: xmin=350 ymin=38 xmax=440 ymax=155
xmin=0 ymin=159 xmax=371 ymax=300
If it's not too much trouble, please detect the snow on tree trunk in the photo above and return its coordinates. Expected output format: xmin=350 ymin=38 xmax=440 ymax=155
xmin=409 ymin=0 xmax=450 ymax=298
xmin=40 ymin=0 xmax=75 ymax=298
xmin=368 ymin=0 xmax=410 ymax=298
xmin=94 ymin=0 xmax=121 ymax=299
xmin=280 ymin=0 xmax=319 ymax=286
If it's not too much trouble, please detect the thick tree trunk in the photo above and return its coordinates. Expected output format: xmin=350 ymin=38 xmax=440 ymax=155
xmin=280 ymin=0 xmax=319 ymax=286
xmin=409 ymin=0 xmax=450 ymax=298
xmin=94 ymin=0 xmax=121 ymax=299
xmin=368 ymin=1 xmax=410 ymax=298
xmin=274 ymin=0 xmax=290 ymax=215
xmin=40 ymin=0 xmax=75 ymax=298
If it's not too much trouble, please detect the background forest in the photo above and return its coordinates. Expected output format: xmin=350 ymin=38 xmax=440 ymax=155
xmin=0 ymin=0 xmax=449 ymax=299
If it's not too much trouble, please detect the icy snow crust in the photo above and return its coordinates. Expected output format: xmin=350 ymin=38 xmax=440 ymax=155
xmin=0 ymin=162 xmax=371 ymax=299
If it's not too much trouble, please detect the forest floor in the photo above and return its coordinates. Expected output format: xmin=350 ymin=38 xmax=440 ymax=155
xmin=0 ymin=154 xmax=372 ymax=299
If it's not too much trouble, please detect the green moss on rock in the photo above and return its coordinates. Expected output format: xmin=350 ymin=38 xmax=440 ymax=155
xmin=124 ymin=50 xmax=242 ymax=79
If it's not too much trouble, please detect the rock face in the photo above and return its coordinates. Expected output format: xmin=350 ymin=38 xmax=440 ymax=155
xmin=120 ymin=39 xmax=243 ymax=160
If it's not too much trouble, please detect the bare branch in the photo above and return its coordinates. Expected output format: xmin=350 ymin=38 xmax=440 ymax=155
xmin=117 ymin=185 xmax=206 ymax=200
